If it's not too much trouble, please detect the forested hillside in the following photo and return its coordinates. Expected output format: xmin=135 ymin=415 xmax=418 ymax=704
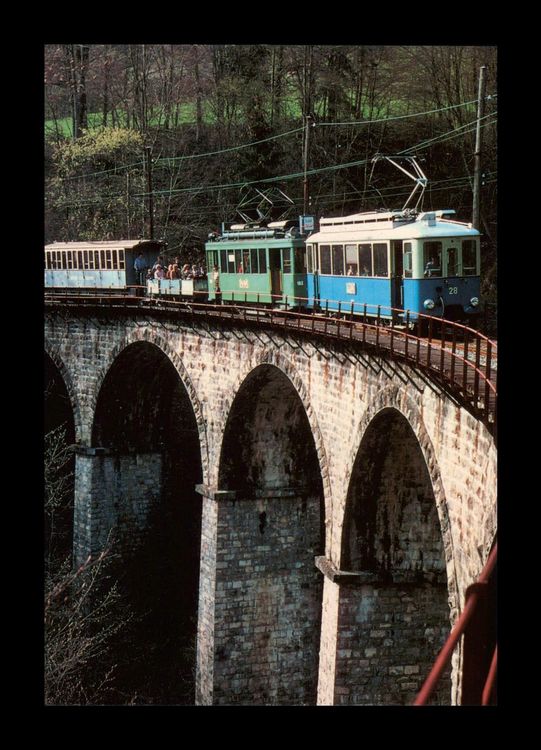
xmin=44 ymin=44 xmax=497 ymax=301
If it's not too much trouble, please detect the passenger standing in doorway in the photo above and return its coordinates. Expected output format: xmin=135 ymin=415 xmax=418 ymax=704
xmin=212 ymin=265 xmax=222 ymax=304
xmin=134 ymin=252 xmax=148 ymax=286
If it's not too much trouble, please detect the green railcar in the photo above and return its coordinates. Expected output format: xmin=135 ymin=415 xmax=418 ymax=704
xmin=205 ymin=221 xmax=307 ymax=308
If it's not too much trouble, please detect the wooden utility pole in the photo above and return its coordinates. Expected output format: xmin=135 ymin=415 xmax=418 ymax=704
xmin=126 ymin=171 xmax=131 ymax=239
xmin=68 ymin=44 xmax=78 ymax=141
xmin=303 ymin=114 xmax=313 ymax=215
xmin=145 ymin=146 xmax=154 ymax=240
xmin=472 ymin=65 xmax=487 ymax=230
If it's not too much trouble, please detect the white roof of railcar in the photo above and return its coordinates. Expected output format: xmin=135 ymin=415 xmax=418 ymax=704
xmin=45 ymin=239 xmax=165 ymax=252
xmin=308 ymin=212 xmax=480 ymax=243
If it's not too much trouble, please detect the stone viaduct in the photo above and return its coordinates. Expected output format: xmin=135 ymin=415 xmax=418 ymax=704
xmin=44 ymin=304 xmax=497 ymax=706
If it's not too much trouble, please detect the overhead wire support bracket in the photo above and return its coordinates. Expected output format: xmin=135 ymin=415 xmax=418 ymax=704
xmin=371 ymin=154 xmax=428 ymax=211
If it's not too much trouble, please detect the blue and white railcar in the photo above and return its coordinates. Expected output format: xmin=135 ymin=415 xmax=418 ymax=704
xmin=305 ymin=208 xmax=481 ymax=323
xmin=44 ymin=239 xmax=166 ymax=292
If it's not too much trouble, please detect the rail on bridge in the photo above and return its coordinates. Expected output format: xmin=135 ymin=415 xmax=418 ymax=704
xmin=44 ymin=290 xmax=497 ymax=435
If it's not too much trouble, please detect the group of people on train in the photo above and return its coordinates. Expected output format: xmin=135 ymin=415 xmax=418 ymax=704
xmin=134 ymin=252 xmax=206 ymax=285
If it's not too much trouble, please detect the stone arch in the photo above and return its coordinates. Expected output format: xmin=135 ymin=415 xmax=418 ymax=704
xmin=215 ymin=346 xmax=332 ymax=529
xmin=339 ymin=383 xmax=458 ymax=619
xmin=89 ymin=324 xmax=209 ymax=484
xmin=44 ymin=340 xmax=83 ymax=444
xmin=85 ymin=330 xmax=208 ymax=704
xmin=209 ymin=354 xmax=326 ymax=705
xmin=332 ymin=384 xmax=458 ymax=705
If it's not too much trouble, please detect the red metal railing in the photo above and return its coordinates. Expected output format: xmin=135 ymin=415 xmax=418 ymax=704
xmin=413 ymin=542 xmax=497 ymax=706
xmin=44 ymin=290 xmax=497 ymax=431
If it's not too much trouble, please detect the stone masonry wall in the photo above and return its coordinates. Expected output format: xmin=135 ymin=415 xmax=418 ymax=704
xmin=206 ymin=493 xmax=322 ymax=705
xmin=73 ymin=452 xmax=161 ymax=566
xmin=196 ymin=494 xmax=218 ymax=705
xmin=335 ymin=582 xmax=450 ymax=705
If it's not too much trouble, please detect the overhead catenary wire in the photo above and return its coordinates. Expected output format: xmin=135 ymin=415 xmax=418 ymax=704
xmin=52 ymin=170 xmax=497 ymax=212
xmin=134 ymin=115 xmax=497 ymax=199
xmin=48 ymin=108 xmax=497 ymax=212
xmin=50 ymin=94 xmax=496 ymax=183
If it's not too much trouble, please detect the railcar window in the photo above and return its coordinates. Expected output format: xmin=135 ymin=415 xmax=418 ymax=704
xmin=118 ymin=249 xmax=125 ymax=269
xmin=77 ymin=251 xmax=84 ymax=269
xmin=345 ymin=244 xmax=358 ymax=276
xmin=83 ymin=251 xmax=89 ymax=270
xmin=258 ymin=248 xmax=267 ymax=274
xmin=100 ymin=250 xmax=106 ymax=269
xmin=423 ymin=241 xmax=442 ymax=277
xmin=283 ymin=248 xmax=292 ymax=273
xmin=94 ymin=251 xmax=100 ymax=269
xmin=359 ymin=244 xmax=372 ymax=276
xmin=294 ymin=247 xmax=306 ymax=273
xmin=332 ymin=245 xmax=345 ymax=276
xmin=306 ymin=244 xmax=313 ymax=273
xmin=106 ymin=250 xmax=112 ymax=269
xmin=67 ymin=251 xmax=73 ymax=269
xmin=88 ymin=251 xmax=94 ymax=270
xmin=45 ymin=253 xmax=50 ymax=270
xmin=446 ymin=247 xmax=458 ymax=276
xmin=220 ymin=249 xmax=227 ymax=272
xmin=373 ymin=243 xmax=388 ymax=277
xmin=312 ymin=245 xmax=319 ymax=272
xmin=227 ymin=252 xmax=235 ymax=274
xmin=462 ymin=240 xmax=477 ymax=275
xmin=242 ymin=249 xmax=251 ymax=273
xmin=235 ymin=249 xmax=243 ymax=273
xmin=403 ymin=242 xmax=413 ymax=278
xmin=320 ymin=245 xmax=331 ymax=275
xmin=251 ymin=248 xmax=258 ymax=273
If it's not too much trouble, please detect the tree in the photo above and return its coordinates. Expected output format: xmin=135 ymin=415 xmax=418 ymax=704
xmin=44 ymin=426 xmax=133 ymax=705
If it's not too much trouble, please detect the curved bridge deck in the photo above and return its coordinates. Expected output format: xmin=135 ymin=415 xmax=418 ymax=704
xmin=45 ymin=293 xmax=497 ymax=435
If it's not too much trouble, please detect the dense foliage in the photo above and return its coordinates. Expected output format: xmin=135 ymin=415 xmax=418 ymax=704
xmin=45 ymin=44 xmax=497 ymax=300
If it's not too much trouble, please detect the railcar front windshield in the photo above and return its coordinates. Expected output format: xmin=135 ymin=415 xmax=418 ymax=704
xmin=423 ymin=241 xmax=442 ymax=277
xmin=422 ymin=238 xmax=478 ymax=278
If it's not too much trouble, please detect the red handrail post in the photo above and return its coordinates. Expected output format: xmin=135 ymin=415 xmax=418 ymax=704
xmin=463 ymin=330 xmax=469 ymax=392
xmin=484 ymin=340 xmax=492 ymax=418
xmin=473 ymin=335 xmax=481 ymax=406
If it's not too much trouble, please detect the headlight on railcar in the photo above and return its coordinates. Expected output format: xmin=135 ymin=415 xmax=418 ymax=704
xmin=423 ymin=299 xmax=435 ymax=310
xmin=470 ymin=297 xmax=479 ymax=307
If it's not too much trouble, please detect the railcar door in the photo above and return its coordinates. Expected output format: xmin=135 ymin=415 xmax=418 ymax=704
xmin=392 ymin=241 xmax=404 ymax=311
xmin=269 ymin=248 xmax=283 ymax=301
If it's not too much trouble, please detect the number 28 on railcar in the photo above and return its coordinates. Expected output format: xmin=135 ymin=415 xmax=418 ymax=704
xmin=305 ymin=209 xmax=481 ymax=324
xmin=205 ymin=220 xmax=308 ymax=307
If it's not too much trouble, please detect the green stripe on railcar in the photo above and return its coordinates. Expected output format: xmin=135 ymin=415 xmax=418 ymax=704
xmin=205 ymin=237 xmax=307 ymax=306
